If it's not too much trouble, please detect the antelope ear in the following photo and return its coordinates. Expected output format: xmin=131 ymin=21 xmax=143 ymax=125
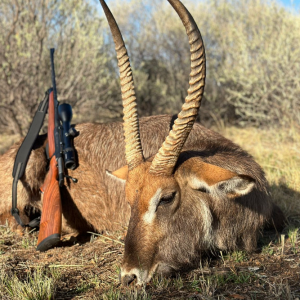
xmin=106 ymin=165 xmax=128 ymax=182
xmin=183 ymin=158 xmax=255 ymax=198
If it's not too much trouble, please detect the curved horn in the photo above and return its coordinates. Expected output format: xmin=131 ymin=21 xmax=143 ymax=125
xmin=149 ymin=0 xmax=206 ymax=176
xmin=99 ymin=0 xmax=144 ymax=170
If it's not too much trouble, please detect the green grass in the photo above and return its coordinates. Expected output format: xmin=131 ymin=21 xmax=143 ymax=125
xmin=288 ymin=227 xmax=299 ymax=255
xmin=262 ymin=243 xmax=275 ymax=256
xmin=21 ymin=235 xmax=37 ymax=249
xmin=216 ymin=272 xmax=252 ymax=285
xmin=225 ymin=251 xmax=248 ymax=263
xmin=101 ymin=288 xmax=151 ymax=300
xmin=3 ymin=268 xmax=60 ymax=300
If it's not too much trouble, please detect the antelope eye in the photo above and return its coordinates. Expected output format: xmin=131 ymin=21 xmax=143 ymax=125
xmin=197 ymin=187 xmax=209 ymax=193
xmin=158 ymin=192 xmax=176 ymax=206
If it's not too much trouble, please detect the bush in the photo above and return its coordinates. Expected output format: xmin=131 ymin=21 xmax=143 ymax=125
xmin=0 ymin=0 xmax=121 ymax=136
xmin=0 ymin=0 xmax=298 ymax=136
xmin=119 ymin=0 xmax=300 ymax=127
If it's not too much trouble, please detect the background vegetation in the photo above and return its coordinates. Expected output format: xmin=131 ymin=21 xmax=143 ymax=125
xmin=0 ymin=0 xmax=299 ymax=136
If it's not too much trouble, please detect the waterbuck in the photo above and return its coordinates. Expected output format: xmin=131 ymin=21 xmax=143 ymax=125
xmin=0 ymin=0 xmax=284 ymax=286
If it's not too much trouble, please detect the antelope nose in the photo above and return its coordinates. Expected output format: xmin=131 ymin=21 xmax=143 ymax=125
xmin=121 ymin=274 xmax=136 ymax=286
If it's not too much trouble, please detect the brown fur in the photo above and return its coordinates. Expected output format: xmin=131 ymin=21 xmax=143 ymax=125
xmin=0 ymin=115 xmax=285 ymax=284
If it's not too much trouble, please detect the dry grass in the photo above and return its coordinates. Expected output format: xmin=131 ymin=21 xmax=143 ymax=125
xmin=0 ymin=223 xmax=299 ymax=299
xmin=2 ymin=268 xmax=59 ymax=300
xmin=0 ymin=125 xmax=299 ymax=299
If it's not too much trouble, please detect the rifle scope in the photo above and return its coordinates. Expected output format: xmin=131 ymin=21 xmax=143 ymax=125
xmin=58 ymin=103 xmax=77 ymax=170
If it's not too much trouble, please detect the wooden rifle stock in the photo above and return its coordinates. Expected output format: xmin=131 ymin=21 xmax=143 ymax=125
xmin=37 ymin=91 xmax=62 ymax=251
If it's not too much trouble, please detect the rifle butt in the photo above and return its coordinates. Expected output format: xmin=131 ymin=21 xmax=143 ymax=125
xmin=37 ymin=158 xmax=62 ymax=251
xmin=36 ymin=233 xmax=61 ymax=252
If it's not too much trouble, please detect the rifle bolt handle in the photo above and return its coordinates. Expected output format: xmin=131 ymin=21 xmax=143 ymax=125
xmin=65 ymin=175 xmax=78 ymax=183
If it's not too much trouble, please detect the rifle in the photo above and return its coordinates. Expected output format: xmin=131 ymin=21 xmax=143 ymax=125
xmin=36 ymin=88 xmax=62 ymax=251
xmin=36 ymin=49 xmax=78 ymax=251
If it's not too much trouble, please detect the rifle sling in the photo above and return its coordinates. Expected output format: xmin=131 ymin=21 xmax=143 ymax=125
xmin=11 ymin=91 xmax=49 ymax=228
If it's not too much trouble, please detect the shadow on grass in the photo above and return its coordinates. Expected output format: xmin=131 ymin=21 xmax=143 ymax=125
xmin=257 ymin=182 xmax=300 ymax=251
xmin=56 ymin=231 xmax=94 ymax=248
xmin=269 ymin=182 xmax=300 ymax=226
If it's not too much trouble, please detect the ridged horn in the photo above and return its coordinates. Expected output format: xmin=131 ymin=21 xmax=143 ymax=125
xmin=99 ymin=0 xmax=144 ymax=170
xmin=149 ymin=0 xmax=206 ymax=176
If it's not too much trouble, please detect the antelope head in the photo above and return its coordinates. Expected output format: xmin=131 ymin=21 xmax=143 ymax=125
xmin=100 ymin=0 xmax=256 ymax=285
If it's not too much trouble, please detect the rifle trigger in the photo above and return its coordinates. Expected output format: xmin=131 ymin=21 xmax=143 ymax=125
xmin=28 ymin=217 xmax=41 ymax=228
